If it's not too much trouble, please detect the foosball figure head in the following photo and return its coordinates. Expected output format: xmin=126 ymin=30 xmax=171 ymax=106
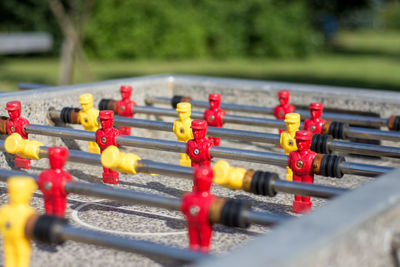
xmin=193 ymin=166 xmax=213 ymax=193
xmin=191 ymin=120 xmax=207 ymax=140
xmin=310 ymin=103 xmax=323 ymax=120
xmin=120 ymin=85 xmax=132 ymax=100
xmin=79 ymin=93 xmax=94 ymax=112
xmin=177 ymin=102 xmax=191 ymax=121
xmin=295 ymin=130 xmax=313 ymax=151
xmin=8 ymin=177 xmax=37 ymax=205
xmin=49 ymin=147 xmax=69 ymax=170
xmin=284 ymin=113 xmax=300 ymax=134
xmin=99 ymin=110 xmax=114 ymax=130
xmin=6 ymin=101 xmax=22 ymax=120
xmin=209 ymin=94 xmax=221 ymax=109
xmin=278 ymin=90 xmax=290 ymax=106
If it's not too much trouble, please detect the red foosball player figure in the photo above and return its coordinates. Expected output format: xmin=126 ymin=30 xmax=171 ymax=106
xmin=37 ymin=147 xmax=72 ymax=217
xmin=95 ymin=110 xmax=121 ymax=184
xmin=186 ymin=120 xmax=214 ymax=167
xmin=203 ymin=94 xmax=226 ymax=146
xmin=303 ymin=103 xmax=326 ymax=134
xmin=274 ymin=90 xmax=296 ymax=135
xmin=116 ymin=85 xmax=136 ymax=136
xmin=5 ymin=101 xmax=31 ymax=169
xmin=181 ymin=166 xmax=215 ymax=253
xmin=288 ymin=130 xmax=317 ymax=214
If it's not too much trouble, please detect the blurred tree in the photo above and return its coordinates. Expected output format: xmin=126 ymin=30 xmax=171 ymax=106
xmin=48 ymin=0 xmax=95 ymax=84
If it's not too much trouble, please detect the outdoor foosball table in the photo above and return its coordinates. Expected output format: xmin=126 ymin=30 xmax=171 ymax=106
xmin=1 ymin=74 xmax=400 ymax=266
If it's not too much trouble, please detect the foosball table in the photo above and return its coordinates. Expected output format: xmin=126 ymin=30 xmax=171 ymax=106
xmin=1 ymin=74 xmax=400 ymax=266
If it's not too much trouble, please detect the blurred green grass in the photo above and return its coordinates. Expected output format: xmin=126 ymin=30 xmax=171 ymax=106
xmin=1 ymin=30 xmax=400 ymax=92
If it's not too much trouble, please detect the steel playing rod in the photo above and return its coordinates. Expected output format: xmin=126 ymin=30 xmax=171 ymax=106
xmin=137 ymin=161 xmax=347 ymax=198
xmin=272 ymin=179 xmax=347 ymax=198
xmin=23 ymin=124 xmax=392 ymax=177
xmin=39 ymin=146 xmax=102 ymax=165
xmin=0 ymin=169 xmax=39 ymax=181
xmin=145 ymin=96 xmax=274 ymax=114
xmin=39 ymin=110 xmax=400 ymax=158
xmin=329 ymin=140 xmax=400 ymax=158
xmin=241 ymin=210 xmax=288 ymax=226
xmin=339 ymin=162 xmax=393 ymax=177
xmin=114 ymin=116 xmax=400 ymax=158
xmin=344 ymin=127 xmax=400 ymax=142
xmin=136 ymin=159 xmax=194 ymax=179
xmin=0 ymin=139 xmax=345 ymax=198
xmin=64 ymin=181 xmax=182 ymax=210
xmin=0 ymin=140 xmax=101 ymax=167
xmin=59 ymin=224 xmax=208 ymax=263
xmin=145 ymin=96 xmax=388 ymax=128
xmin=0 ymin=168 xmax=288 ymax=226
xmin=134 ymin=105 xmax=400 ymax=142
xmin=114 ymin=116 xmax=280 ymax=145
xmin=0 ymin=167 xmax=181 ymax=210
xmin=133 ymin=105 xmax=286 ymax=128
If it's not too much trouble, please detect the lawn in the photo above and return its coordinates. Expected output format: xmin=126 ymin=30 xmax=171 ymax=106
xmin=1 ymin=30 xmax=400 ymax=92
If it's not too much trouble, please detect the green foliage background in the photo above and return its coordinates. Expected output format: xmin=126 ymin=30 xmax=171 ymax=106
xmin=85 ymin=0 xmax=320 ymax=59
xmin=0 ymin=0 xmax=327 ymax=59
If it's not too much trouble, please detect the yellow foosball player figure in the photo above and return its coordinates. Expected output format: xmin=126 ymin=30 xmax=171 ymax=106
xmin=0 ymin=176 xmax=37 ymax=267
xmin=78 ymin=93 xmax=100 ymax=153
xmin=280 ymin=113 xmax=301 ymax=181
xmin=173 ymin=102 xmax=194 ymax=167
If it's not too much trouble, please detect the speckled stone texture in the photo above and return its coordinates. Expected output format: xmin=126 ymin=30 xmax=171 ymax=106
xmin=0 ymin=75 xmax=398 ymax=266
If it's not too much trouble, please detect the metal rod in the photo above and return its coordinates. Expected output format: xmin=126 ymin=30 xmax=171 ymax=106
xmin=133 ymin=105 xmax=286 ymax=128
xmin=339 ymin=162 xmax=393 ymax=177
xmin=64 ymin=181 xmax=182 ymax=210
xmin=114 ymin=116 xmax=280 ymax=145
xmin=0 ymin=168 xmax=287 ymax=227
xmin=117 ymin=135 xmax=187 ymax=153
xmin=145 ymin=96 xmax=389 ymax=128
xmin=38 ymin=145 xmax=102 ymax=165
xmin=0 ymin=166 xmax=181 ymax=211
xmin=29 ymin=111 xmax=400 ymax=158
xmin=23 ymin=124 xmax=390 ymax=177
xmin=329 ymin=140 xmax=400 ymax=158
xmin=135 ymin=105 xmax=400 ymax=142
xmin=145 ymin=96 xmax=275 ymax=114
xmin=0 ymin=169 xmax=38 ymax=182
xmin=210 ymin=145 xmax=288 ymax=167
xmin=138 ymin=160 xmax=346 ymax=199
xmin=136 ymin=159 xmax=194 ymax=179
xmin=0 ymin=139 xmax=345 ymax=198
xmin=25 ymin=124 xmax=95 ymax=141
xmin=59 ymin=224 xmax=209 ymax=264
xmin=272 ymin=179 xmax=348 ymax=198
xmin=241 ymin=210 xmax=288 ymax=226
xmin=344 ymin=126 xmax=400 ymax=142
xmin=115 ymin=116 xmax=400 ymax=158
xmin=84 ymin=180 xmax=294 ymax=226
xmin=145 ymin=96 xmax=272 ymax=114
